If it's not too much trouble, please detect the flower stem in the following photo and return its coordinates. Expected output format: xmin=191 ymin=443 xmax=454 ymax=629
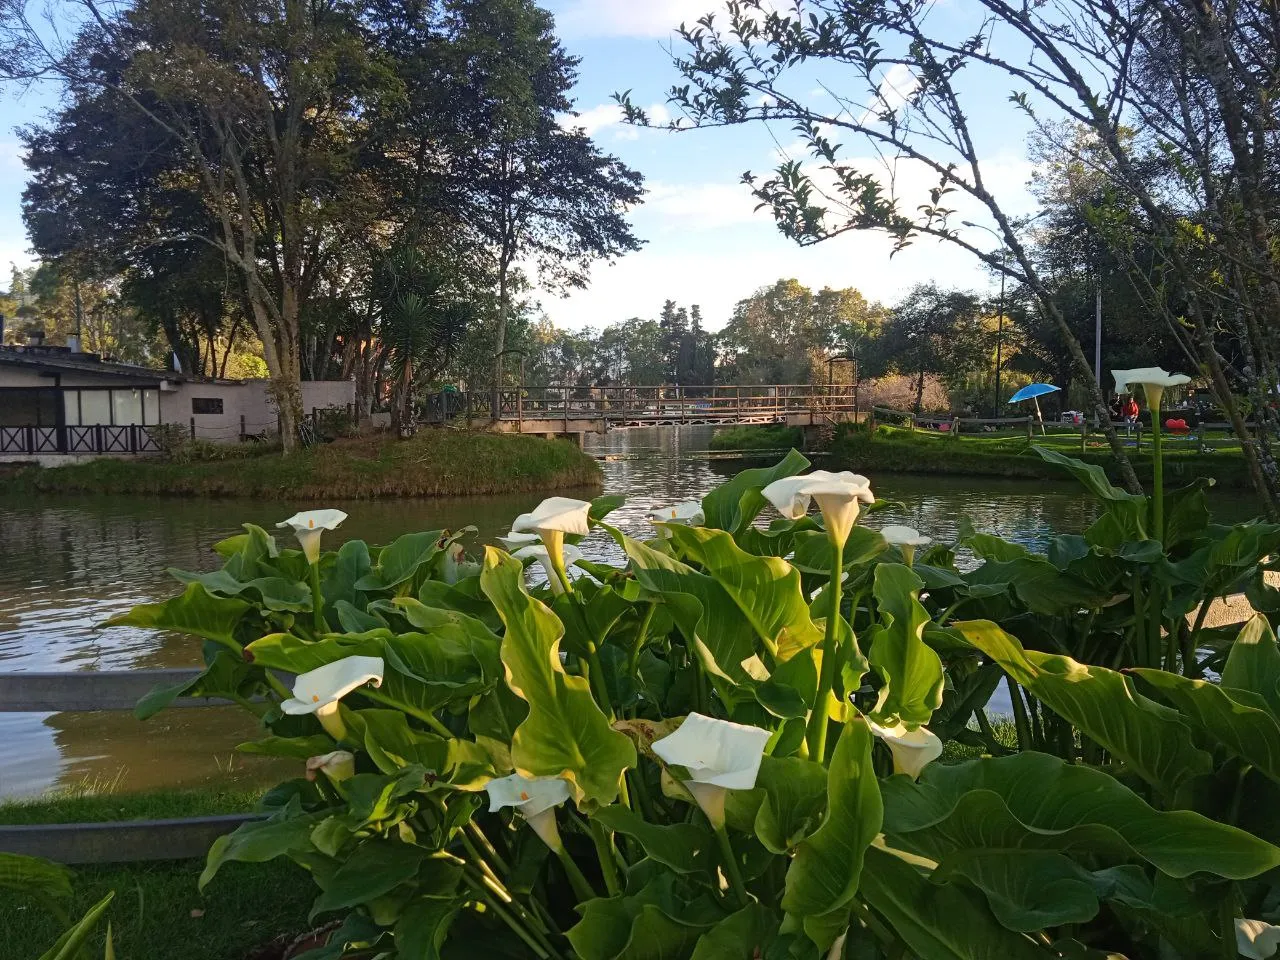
xmin=309 ymin=562 xmax=325 ymax=635
xmin=712 ymin=824 xmax=748 ymax=908
xmin=555 ymin=845 xmax=599 ymax=903
xmin=585 ymin=644 xmax=614 ymax=721
xmin=1151 ymin=410 xmax=1164 ymax=541
xmin=588 ymin=819 xmax=622 ymax=896
xmin=1006 ymin=676 xmax=1034 ymax=752
xmin=361 ymin=687 xmax=453 ymax=738
xmin=462 ymin=870 xmax=556 ymax=960
xmin=807 ymin=538 xmax=845 ymax=761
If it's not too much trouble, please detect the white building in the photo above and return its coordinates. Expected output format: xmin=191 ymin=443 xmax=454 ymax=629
xmin=0 ymin=344 xmax=355 ymax=462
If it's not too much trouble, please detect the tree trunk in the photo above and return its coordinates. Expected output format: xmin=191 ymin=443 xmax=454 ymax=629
xmin=492 ymin=265 xmax=509 ymax=421
xmin=915 ymin=369 xmax=925 ymax=413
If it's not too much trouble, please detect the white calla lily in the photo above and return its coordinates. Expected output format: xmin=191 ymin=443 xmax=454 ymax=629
xmin=306 ymin=750 xmax=355 ymax=783
xmin=497 ymin=530 xmax=541 ymax=551
xmin=513 ymin=542 xmax=585 ymax=594
xmin=879 ymin=525 xmax=932 ymax=566
xmin=511 ymin=497 xmax=593 ymax=537
xmin=510 ymin=497 xmax=592 ymax=592
xmin=762 ymin=471 xmax=874 ymax=546
xmin=867 ymin=718 xmax=943 ymax=780
xmin=1236 ymin=918 xmax=1280 ymax=959
xmin=1112 ymin=366 xmax=1192 ymax=412
xmin=277 ymin=509 xmax=348 ymax=564
xmin=651 ymin=713 xmax=772 ymax=827
xmin=280 ymin=655 xmax=384 ymax=741
xmin=647 ymin=501 xmax=705 ymax=529
xmin=486 ymin=773 xmax=572 ymax=850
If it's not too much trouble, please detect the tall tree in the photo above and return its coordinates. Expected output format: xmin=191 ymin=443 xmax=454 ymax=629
xmin=879 ymin=284 xmax=989 ymax=412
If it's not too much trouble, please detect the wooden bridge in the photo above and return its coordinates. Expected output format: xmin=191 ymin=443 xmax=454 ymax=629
xmin=422 ymin=384 xmax=861 ymax=441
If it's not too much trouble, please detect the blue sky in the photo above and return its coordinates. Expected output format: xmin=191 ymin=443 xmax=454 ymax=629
xmin=0 ymin=0 xmax=1039 ymax=332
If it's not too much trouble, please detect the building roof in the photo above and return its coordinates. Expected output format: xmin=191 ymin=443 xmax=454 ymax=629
xmin=0 ymin=345 xmax=188 ymax=384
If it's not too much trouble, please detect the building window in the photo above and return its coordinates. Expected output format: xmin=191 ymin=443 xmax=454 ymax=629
xmin=192 ymin=397 xmax=224 ymax=415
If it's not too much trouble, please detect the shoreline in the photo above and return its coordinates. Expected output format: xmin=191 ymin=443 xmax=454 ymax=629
xmin=0 ymin=430 xmax=604 ymax=501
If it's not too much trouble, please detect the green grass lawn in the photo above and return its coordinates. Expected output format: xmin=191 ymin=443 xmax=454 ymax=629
xmin=1 ymin=788 xmax=314 ymax=960
xmin=708 ymin=425 xmax=804 ymax=451
xmin=0 ymin=429 xmax=603 ymax=500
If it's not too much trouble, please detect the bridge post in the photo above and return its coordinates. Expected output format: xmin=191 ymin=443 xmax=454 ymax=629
xmin=563 ymin=385 xmax=569 ymax=433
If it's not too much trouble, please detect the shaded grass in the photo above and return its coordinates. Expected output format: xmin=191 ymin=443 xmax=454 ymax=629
xmin=1 ymin=788 xmax=313 ymax=960
xmin=832 ymin=424 xmax=1252 ymax=488
xmin=0 ymin=429 xmax=603 ymax=500
xmin=708 ymin=425 xmax=804 ymax=451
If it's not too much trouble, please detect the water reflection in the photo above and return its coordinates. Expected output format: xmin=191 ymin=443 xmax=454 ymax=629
xmin=0 ymin=426 xmax=1256 ymax=797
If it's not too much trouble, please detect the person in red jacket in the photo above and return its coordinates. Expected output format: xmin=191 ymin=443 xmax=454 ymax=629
xmin=1123 ymin=396 xmax=1140 ymax=436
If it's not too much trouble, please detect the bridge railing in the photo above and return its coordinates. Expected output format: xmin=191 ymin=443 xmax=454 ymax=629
xmin=423 ymin=384 xmax=858 ymax=425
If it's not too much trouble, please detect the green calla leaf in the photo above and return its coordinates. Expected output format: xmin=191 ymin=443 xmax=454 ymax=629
xmin=168 ymin=567 xmax=312 ymax=611
xmin=566 ymin=875 xmax=722 ymax=960
xmin=355 ymin=530 xmax=446 ymax=591
xmin=592 ymin=805 xmax=716 ymax=877
xmin=956 ymin=620 xmax=1212 ymax=792
xmin=323 ymin=539 xmax=374 ymax=611
xmin=310 ymin=838 xmax=435 ymax=918
xmin=36 ymin=891 xmax=115 ymax=960
xmin=752 ymin=755 xmax=829 ymax=853
xmin=689 ymin=903 xmax=777 ymax=960
xmin=200 ymin=801 xmax=323 ymax=890
xmin=480 ymin=548 xmax=635 ymax=808
xmin=134 ymin=649 xmax=256 ymax=720
xmin=701 ymin=448 xmax=809 ymax=535
xmin=881 ymin=751 xmax=1280 ymax=880
xmin=866 ymin=563 xmax=944 ymax=727
xmin=102 ymin=582 xmax=252 ymax=651
xmin=1221 ymin=614 xmax=1280 ymax=715
xmin=781 ymin=719 xmax=882 ymax=917
xmin=236 ymin=734 xmax=335 ymax=759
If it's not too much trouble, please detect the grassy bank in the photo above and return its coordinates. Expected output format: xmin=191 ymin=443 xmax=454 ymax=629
xmin=830 ymin=424 xmax=1253 ymax=488
xmin=0 ymin=429 xmax=603 ymax=500
xmin=708 ymin=425 xmax=803 ymax=451
xmin=1 ymin=788 xmax=312 ymax=960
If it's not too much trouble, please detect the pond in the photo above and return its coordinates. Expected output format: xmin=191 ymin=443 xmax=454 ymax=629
xmin=0 ymin=426 xmax=1252 ymax=798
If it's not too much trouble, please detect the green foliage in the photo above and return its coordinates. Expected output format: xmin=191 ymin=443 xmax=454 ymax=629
xmin=113 ymin=450 xmax=1280 ymax=958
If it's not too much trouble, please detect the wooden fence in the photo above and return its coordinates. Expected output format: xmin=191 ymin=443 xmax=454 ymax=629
xmin=0 ymin=668 xmax=265 ymax=864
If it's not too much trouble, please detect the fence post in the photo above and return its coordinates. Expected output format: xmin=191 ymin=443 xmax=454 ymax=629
xmin=1080 ymin=419 xmax=1087 ymax=454
xmin=563 ymin=385 xmax=569 ymax=433
xmin=909 ymin=413 xmax=915 ymax=433
xmin=952 ymin=416 xmax=960 ymax=437
xmin=1025 ymin=416 xmax=1033 ymax=441
xmin=189 ymin=417 xmax=196 ymax=440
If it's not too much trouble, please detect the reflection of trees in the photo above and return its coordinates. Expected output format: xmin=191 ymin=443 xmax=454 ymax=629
xmin=42 ymin=706 xmax=290 ymax=796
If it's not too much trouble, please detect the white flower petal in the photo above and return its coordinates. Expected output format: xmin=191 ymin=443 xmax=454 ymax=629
xmin=485 ymin=773 xmax=572 ymax=818
xmin=646 ymin=501 xmax=705 ymax=526
xmin=306 ymin=750 xmax=355 ymax=782
xmin=1237 ymin=918 xmax=1280 ymax=959
xmin=277 ymin=509 xmax=349 ymax=534
xmin=498 ymin=531 xmax=541 ymax=551
xmin=879 ymin=525 xmax=932 ymax=548
xmin=280 ymin=655 xmax=384 ymax=715
xmin=1112 ymin=367 xmax=1192 ymax=395
xmin=867 ymin=719 xmax=942 ymax=779
xmin=651 ymin=713 xmax=772 ymax=790
xmin=511 ymin=497 xmax=592 ymax=536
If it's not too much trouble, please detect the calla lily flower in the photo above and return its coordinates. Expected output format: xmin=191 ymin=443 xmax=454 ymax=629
xmin=867 ymin=718 xmax=942 ymax=780
xmin=511 ymin=497 xmax=592 ymax=591
xmin=1236 ymin=918 xmax=1280 ymax=959
xmin=306 ymin=750 xmax=355 ymax=783
xmin=651 ymin=713 xmax=772 ymax=827
xmin=277 ymin=509 xmax=348 ymax=565
xmin=646 ymin=501 xmax=705 ymax=533
xmin=497 ymin=530 xmax=541 ymax=551
xmin=486 ymin=773 xmax=572 ymax=850
xmin=281 ymin=655 xmax=384 ymax=741
xmin=1112 ymin=367 xmax=1192 ymax=412
xmin=762 ymin=471 xmax=874 ymax=546
xmin=513 ymin=542 xmax=585 ymax=594
xmin=511 ymin=497 xmax=593 ymax=538
xmin=879 ymin=525 xmax=932 ymax=566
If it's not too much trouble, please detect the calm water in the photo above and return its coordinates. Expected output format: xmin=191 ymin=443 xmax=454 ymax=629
xmin=0 ymin=427 xmax=1250 ymax=797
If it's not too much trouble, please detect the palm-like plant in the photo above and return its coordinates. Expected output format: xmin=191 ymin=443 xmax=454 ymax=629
xmin=373 ymin=245 xmax=473 ymax=437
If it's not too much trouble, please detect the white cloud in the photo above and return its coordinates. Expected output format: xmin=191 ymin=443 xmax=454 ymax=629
xmin=0 ymin=140 xmax=25 ymax=171
xmin=559 ymin=102 xmax=672 ymax=141
xmin=859 ymin=64 xmax=920 ymax=124
xmin=642 ymin=181 xmax=763 ymax=230
xmin=552 ymin=0 xmax=730 ymax=38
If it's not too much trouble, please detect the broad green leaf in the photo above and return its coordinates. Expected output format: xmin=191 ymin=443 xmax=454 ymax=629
xmin=200 ymin=802 xmax=322 ymax=889
xmin=701 ymin=449 xmax=809 ymax=535
xmin=468 ymin=684 xmax=528 ymax=773
xmin=860 ymin=843 xmax=1049 ymax=960
xmin=168 ymin=568 xmax=312 ymax=612
xmin=102 ymin=582 xmax=251 ymax=651
xmin=0 ymin=853 xmax=73 ymax=924
xmin=956 ymin=620 xmax=1211 ymax=792
xmin=323 ymin=539 xmax=373 ymax=611
xmin=334 ymin=600 xmax=384 ymax=633
xmin=135 ymin=649 xmax=254 ymax=720
xmin=1222 ymin=614 xmax=1280 ymax=715
xmin=1164 ymin=477 xmax=1213 ymax=549
xmin=36 ymin=891 xmax=115 ymax=960
xmin=1029 ymin=446 xmax=1147 ymax=507
xmin=790 ymin=526 xmax=885 ymax=574
xmin=480 ymin=549 xmax=635 ymax=807
xmin=310 ymin=839 xmax=431 ymax=918
xmin=237 ymin=734 xmax=335 ymax=759
xmin=666 ymin=524 xmax=823 ymax=661
xmin=566 ymin=875 xmax=721 ymax=960
xmin=395 ymin=896 xmax=460 ymax=960
xmin=751 ymin=755 xmax=829 ymax=853
xmin=1131 ymin=666 xmax=1280 ymax=783
xmin=689 ymin=903 xmax=776 ymax=960
xmin=418 ymin=580 xmax=502 ymax=632
xmin=346 ymin=710 xmax=492 ymax=787
xmin=881 ymin=751 xmax=1280 ymax=881
xmin=931 ymin=850 xmax=1106 ymax=932
xmin=355 ymin=530 xmax=445 ymax=591
xmin=866 ymin=564 xmax=944 ymax=726
xmin=592 ymin=805 xmax=715 ymax=876
xmin=782 ymin=719 xmax=882 ymax=917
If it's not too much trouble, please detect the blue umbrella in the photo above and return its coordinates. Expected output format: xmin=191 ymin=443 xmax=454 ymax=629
xmin=1008 ymin=382 xmax=1060 ymax=435
xmin=1008 ymin=383 xmax=1061 ymax=403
